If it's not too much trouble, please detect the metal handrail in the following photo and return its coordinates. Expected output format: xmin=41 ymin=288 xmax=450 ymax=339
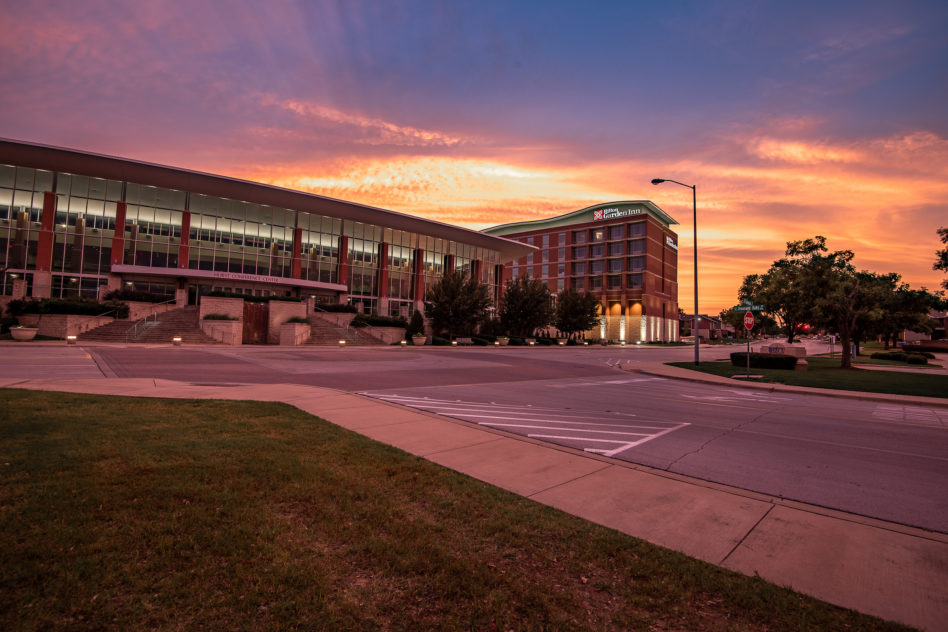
xmin=124 ymin=298 xmax=179 ymax=342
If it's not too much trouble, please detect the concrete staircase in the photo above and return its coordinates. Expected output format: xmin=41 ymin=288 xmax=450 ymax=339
xmin=306 ymin=317 xmax=388 ymax=346
xmin=79 ymin=306 xmax=219 ymax=344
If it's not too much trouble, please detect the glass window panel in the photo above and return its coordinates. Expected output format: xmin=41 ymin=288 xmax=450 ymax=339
xmin=0 ymin=165 xmax=14 ymax=188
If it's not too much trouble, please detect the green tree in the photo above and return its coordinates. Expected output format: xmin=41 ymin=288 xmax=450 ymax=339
xmin=739 ymin=263 xmax=811 ymax=343
xmin=499 ymin=276 xmax=553 ymax=337
xmin=553 ymin=288 xmax=601 ymax=339
xmin=424 ymin=271 xmax=492 ymax=338
xmin=935 ymin=227 xmax=948 ymax=290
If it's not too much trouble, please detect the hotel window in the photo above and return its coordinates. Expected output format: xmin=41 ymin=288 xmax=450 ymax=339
xmin=608 ymin=258 xmax=624 ymax=273
xmin=590 ymin=260 xmax=604 ymax=274
xmin=590 ymin=244 xmax=605 ymax=258
xmin=607 ymin=275 xmax=622 ymax=290
xmin=541 ymin=264 xmax=549 ymax=278
xmin=542 ymin=249 xmax=549 ymax=262
xmin=609 ymin=242 xmax=625 ymax=256
xmin=527 ymin=253 xmax=533 ymax=264
xmin=573 ymin=245 xmax=586 ymax=259
xmin=572 ymin=261 xmax=586 ymax=275
xmin=629 ymin=239 xmax=646 ymax=254
xmin=542 ymin=234 xmax=550 ymax=247
xmin=557 ymin=247 xmax=565 ymax=260
xmin=558 ymin=232 xmax=566 ymax=246
xmin=592 ymin=228 xmax=605 ymax=241
xmin=572 ymin=230 xmax=586 ymax=244
xmin=627 ymin=273 xmax=643 ymax=289
xmin=589 ymin=276 xmax=602 ymax=290
xmin=629 ymin=256 xmax=645 ymax=271
xmin=609 ymin=224 xmax=625 ymax=240
xmin=629 ymin=222 xmax=646 ymax=237
xmin=573 ymin=277 xmax=585 ymax=290
xmin=557 ymin=263 xmax=565 ymax=276
xmin=557 ymin=278 xmax=565 ymax=291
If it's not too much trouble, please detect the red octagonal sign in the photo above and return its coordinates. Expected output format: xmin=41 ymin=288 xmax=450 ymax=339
xmin=743 ymin=311 xmax=755 ymax=330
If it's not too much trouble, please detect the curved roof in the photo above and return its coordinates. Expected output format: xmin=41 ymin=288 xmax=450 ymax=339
xmin=482 ymin=201 xmax=678 ymax=236
xmin=0 ymin=138 xmax=533 ymax=262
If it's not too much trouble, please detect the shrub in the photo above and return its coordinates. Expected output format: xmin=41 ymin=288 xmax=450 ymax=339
xmin=102 ymin=289 xmax=170 ymax=303
xmin=431 ymin=336 xmax=452 ymax=346
xmin=906 ymin=354 xmax=928 ymax=365
xmin=319 ymin=304 xmax=358 ymax=313
xmin=203 ymin=313 xmax=239 ymax=321
xmin=471 ymin=336 xmax=491 ymax=346
xmin=508 ymin=337 xmax=526 ymax=346
xmin=6 ymin=298 xmax=128 ymax=319
xmin=285 ymin=316 xmax=311 ymax=324
xmin=730 ymin=352 xmax=797 ymax=370
xmin=870 ymin=351 xmax=907 ymax=361
xmin=407 ymin=310 xmax=425 ymax=336
xmin=350 ymin=314 xmax=407 ymax=328
xmin=1 ymin=316 xmax=17 ymax=334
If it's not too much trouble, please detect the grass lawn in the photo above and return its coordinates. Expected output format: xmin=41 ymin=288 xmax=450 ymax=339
xmin=0 ymin=390 xmax=911 ymax=631
xmin=670 ymin=356 xmax=948 ymax=398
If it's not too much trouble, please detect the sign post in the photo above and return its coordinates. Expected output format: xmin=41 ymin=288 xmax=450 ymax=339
xmin=743 ymin=311 xmax=754 ymax=378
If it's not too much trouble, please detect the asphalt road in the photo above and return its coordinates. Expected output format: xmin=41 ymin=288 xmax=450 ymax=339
xmin=4 ymin=343 xmax=947 ymax=533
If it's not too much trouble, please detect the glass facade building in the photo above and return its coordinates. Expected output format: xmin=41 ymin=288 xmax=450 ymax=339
xmin=0 ymin=140 xmax=529 ymax=317
xmin=484 ymin=202 xmax=680 ymax=343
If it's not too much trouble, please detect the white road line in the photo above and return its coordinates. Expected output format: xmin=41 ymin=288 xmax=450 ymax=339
xmin=441 ymin=414 xmax=668 ymax=428
xmin=529 ymin=435 xmax=628 ymax=444
xmin=586 ymin=423 xmax=691 ymax=457
xmin=477 ymin=423 xmax=652 ymax=436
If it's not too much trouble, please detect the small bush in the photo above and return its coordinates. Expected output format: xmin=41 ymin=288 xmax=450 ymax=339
xmin=471 ymin=337 xmax=491 ymax=346
xmin=431 ymin=336 xmax=452 ymax=346
xmin=350 ymin=314 xmax=407 ymax=328
xmin=285 ymin=316 xmax=311 ymax=324
xmin=319 ymin=304 xmax=358 ymax=313
xmin=102 ymin=289 xmax=170 ymax=303
xmin=1 ymin=316 xmax=17 ymax=334
xmin=6 ymin=298 xmax=128 ymax=319
xmin=203 ymin=313 xmax=239 ymax=321
xmin=870 ymin=351 xmax=907 ymax=361
xmin=407 ymin=310 xmax=425 ymax=336
xmin=906 ymin=354 xmax=928 ymax=365
xmin=508 ymin=337 xmax=526 ymax=346
xmin=730 ymin=352 xmax=798 ymax=370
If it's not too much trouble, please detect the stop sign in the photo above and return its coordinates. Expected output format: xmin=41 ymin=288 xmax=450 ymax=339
xmin=743 ymin=311 xmax=754 ymax=330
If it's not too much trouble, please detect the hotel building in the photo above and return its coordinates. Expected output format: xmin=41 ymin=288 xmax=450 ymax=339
xmin=483 ymin=202 xmax=680 ymax=342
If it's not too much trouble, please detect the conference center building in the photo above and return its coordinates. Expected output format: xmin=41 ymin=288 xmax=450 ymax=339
xmin=484 ymin=202 xmax=680 ymax=343
xmin=0 ymin=139 xmax=531 ymax=317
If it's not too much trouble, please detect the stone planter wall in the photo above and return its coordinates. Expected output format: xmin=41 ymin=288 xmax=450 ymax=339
xmin=199 ymin=297 xmax=244 ymax=321
xmin=279 ymin=322 xmax=312 ymax=346
xmin=360 ymin=326 xmax=406 ymax=345
xmin=268 ymin=302 xmax=307 ymax=344
xmin=126 ymin=301 xmax=179 ymax=322
xmin=310 ymin=311 xmax=356 ymax=327
xmin=200 ymin=320 xmax=242 ymax=345
xmin=18 ymin=314 xmax=115 ymax=338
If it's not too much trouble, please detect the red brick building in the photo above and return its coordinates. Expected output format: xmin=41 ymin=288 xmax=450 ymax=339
xmin=483 ymin=202 xmax=679 ymax=342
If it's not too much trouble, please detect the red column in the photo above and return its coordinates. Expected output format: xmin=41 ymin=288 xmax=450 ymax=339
xmin=445 ymin=254 xmax=456 ymax=275
xmin=337 ymin=235 xmax=349 ymax=287
xmin=471 ymin=259 xmax=482 ymax=283
xmin=34 ymin=191 xmax=57 ymax=272
xmin=377 ymin=241 xmax=389 ymax=298
xmin=291 ymin=226 xmax=303 ymax=279
xmin=178 ymin=211 xmax=191 ymax=269
xmin=110 ymin=202 xmax=127 ymax=267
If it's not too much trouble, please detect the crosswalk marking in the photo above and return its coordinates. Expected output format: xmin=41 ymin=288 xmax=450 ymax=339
xmin=361 ymin=392 xmax=689 ymax=457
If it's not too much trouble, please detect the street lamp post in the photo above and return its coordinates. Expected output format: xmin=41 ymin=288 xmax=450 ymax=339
xmin=651 ymin=178 xmax=699 ymax=365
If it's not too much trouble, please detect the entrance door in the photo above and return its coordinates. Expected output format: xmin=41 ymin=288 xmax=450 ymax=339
xmin=242 ymin=301 xmax=269 ymax=344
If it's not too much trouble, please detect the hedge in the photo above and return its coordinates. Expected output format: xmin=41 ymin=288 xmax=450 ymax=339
xmin=870 ymin=351 xmax=931 ymax=364
xmin=5 ymin=298 xmax=129 ymax=319
xmin=730 ymin=352 xmax=798 ymax=370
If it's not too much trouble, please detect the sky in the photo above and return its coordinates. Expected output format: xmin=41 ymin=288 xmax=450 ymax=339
xmin=1 ymin=0 xmax=946 ymax=314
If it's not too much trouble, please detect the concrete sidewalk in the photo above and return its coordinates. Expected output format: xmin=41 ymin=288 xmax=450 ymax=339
xmin=1 ymin=375 xmax=946 ymax=631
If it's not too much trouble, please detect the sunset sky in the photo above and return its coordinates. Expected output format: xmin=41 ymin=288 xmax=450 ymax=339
xmin=2 ymin=0 xmax=946 ymax=313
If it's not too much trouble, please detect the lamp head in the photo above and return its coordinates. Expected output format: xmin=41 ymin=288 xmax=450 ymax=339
xmin=650 ymin=178 xmax=665 ymax=185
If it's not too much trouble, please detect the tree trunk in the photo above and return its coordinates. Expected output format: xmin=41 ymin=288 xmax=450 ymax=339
xmin=839 ymin=331 xmax=853 ymax=368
